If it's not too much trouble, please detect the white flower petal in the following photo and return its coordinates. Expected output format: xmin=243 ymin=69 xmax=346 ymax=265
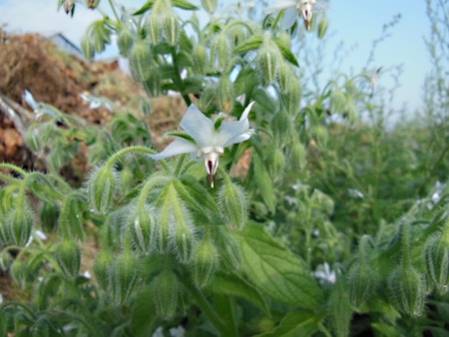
xmin=150 ymin=138 xmax=197 ymax=160
xmin=240 ymin=101 xmax=255 ymax=121
xmin=281 ymin=7 xmax=298 ymax=29
xmin=224 ymin=130 xmax=253 ymax=147
xmin=180 ymin=104 xmax=214 ymax=147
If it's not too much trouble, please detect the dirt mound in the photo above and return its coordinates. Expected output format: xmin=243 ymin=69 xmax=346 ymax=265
xmin=0 ymin=29 xmax=184 ymax=170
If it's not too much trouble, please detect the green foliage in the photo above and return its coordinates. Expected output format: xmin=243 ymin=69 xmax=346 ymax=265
xmin=1 ymin=0 xmax=449 ymax=336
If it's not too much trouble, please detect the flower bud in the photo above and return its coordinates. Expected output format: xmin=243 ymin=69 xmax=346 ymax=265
xmin=40 ymin=202 xmax=59 ymax=233
xmin=257 ymin=40 xmax=279 ymax=85
xmin=425 ymin=228 xmax=449 ymax=294
xmin=347 ymin=262 xmax=376 ymax=307
xmin=270 ymin=148 xmax=285 ymax=174
xmin=151 ymin=269 xmax=180 ymax=319
xmin=212 ymin=33 xmax=232 ymax=69
xmin=218 ymin=177 xmax=247 ymax=230
xmin=1 ymin=207 xmax=33 ymax=247
xmin=117 ymin=25 xmax=134 ymax=57
xmin=93 ymin=250 xmax=113 ymax=290
xmin=163 ymin=13 xmax=179 ymax=45
xmin=388 ymin=265 xmax=426 ymax=316
xmin=88 ymin=165 xmax=118 ymax=214
xmin=54 ymin=240 xmax=81 ymax=278
xmin=328 ymin=281 xmax=352 ymax=337
xmin=81 ymin=35 xmax=95 ymax=60
xmin=192 ymin=44 xmax=208 ymax=75
xmin=318 ymin=18 xmax=329 ymax=39
xmin=290 ymin=139 xmax=307 ymax=170
xmin=10 ymin=259 xmax=28 ymax=288
xmin=86 ymin=0 xmax=100 ymax=9
xmin=109 ymin=251 xmax=139 ymax=304
xmin=193 ymin=237 xmax=219 ymax=288
xmin=129 ymin=38 xmax=153 ymax=82
xmin=59 ymin=194 xmax=85 ymax=240
xmin=158 ymin=184 xmax=196 ymax=262
xmin=130 ymin=204 xmax=156 ymax=255
xmin=201 ymin=0 xmax=217 ymax=13
xmin=63 ymin=0 xmax=75 ymax=15
xmin=217 ymin=76 xmax=234 ymax=113
xmin=272 ymin=110 xmax=292 ymax=144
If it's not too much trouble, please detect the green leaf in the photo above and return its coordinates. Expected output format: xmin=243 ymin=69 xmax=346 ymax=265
xmin=166 ymin=131 xmax=196 ymax=143
xmin=236 ymin=224 xmax=324 ymax=309
xmin=274 ymin=38 xmax=299 ymax=67
xmin=133 ymin=0 xmax=154 ymax=15
xmin=209 ymin=272 xmax=270 ymax=314
xmin=234 ymin=35 xmax=263 ymax=54
xmin=172 ymin=0 xmax=198 ymax=10
xmin=256 ymin=312 xmax=321 ymax=337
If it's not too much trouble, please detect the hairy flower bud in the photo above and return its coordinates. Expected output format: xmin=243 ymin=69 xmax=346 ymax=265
xmin=212 ymin=33 xmax=232 ymax=69
xmin=388 ymin=265 xmax=426 ymax=316
xmin=425 ymin=227 xmax=449 ymax=294
xmin=0 ymin=207 xmax=33 ymax=247
xmin=117 ymin=25 xmax=134 ymax=57
xmin=59 ymin=193 xmax=85 ymax=240
xmin=318 ymin=18 xmax=329 ymax=39
xmin=192 ymin=44 xmax=208 ymax=75
xmin=158 ymin=184 xmax=196 ymax=262
xmin=290 ymin=139 xmax=307 ymax=170
xmin=88 ymin=165 xmax=118 ymax=214
xmin=163 ymin=13 xmax=179 ymax=45
xmin=219 ymin=177 xmax=247 ymax=230
xmin=40 ymin=202 xmax=59 ymax=233
xmin=129 ymin=38 xmax=153 ymax=82
xmin=151 ymin=269 xmax=180 ymax=319
xmin=193 ymin=237 xmax=219 ymax=288
xmin=201 ymin=0 xmax=217 ymax=13
xmin=130 ymin=205 xmax=156 ymax=255
xmin=54 ymin=240 xmax=81 ymax=278
xmin=109 ymin=251 xmax=139 ymax=304
xmin=217 ymin=76 xmax=235 ymax=113
xmin=257 ymin=40 xmax=280 ymax=85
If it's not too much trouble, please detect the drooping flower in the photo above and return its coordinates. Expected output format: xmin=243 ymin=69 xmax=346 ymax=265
xmin=269 ymin=0 xmax=321 ymax=31
xmin=151 ymin=102 xmax=255 ymax=187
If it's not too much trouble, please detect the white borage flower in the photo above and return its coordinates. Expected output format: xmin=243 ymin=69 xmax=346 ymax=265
xmin=151 ymin=102 xmax=255 ymax=187
xmin=269 ymin=0 xmax=325 ymax=31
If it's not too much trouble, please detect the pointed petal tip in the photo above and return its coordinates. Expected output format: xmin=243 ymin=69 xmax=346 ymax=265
xmin=240 ymin=101 xmax=256 ymax=121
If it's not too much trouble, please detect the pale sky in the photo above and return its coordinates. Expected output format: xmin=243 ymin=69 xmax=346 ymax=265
xmin=0 ymin=0 xmax=430 ymax=112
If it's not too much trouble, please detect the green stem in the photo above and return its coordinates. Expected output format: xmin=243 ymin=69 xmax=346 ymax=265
xmin=107 ymin=0 xmax=120 ymax=21
xmin=183 ymin=279 xmax=235 ymax=337
xmin=0 ymin=163 xmax=27 ymax=178
xmin=106 ymin=146 xmax=155 ymax=168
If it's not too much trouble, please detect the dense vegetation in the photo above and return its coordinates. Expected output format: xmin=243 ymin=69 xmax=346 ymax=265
xmin=1 ymin=0 xmax=449 ymax=336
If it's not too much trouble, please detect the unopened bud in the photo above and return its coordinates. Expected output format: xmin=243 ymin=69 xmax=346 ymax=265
xmin=192 ymin=44 xmax=208 ymax=75
xmin=318 ymin=18 xmax=329 ymax=39
xmin=109 ymin=251 xmax=139 ymax=304
xmin=54 ymin=240 xmax=81 ymax=278
xmin=151 ymin=269 xmax=180 ymax=319
xmin=328 ymin=281 xmax=352 ymax=337
xmin=388 ymin=265 xmax=426 ymax=316
xmin=193 ymin=237 xmax=219 ymax=287
xmin=40 ymin=202 xmax=59 ymax=233
xmin=290 ymin=139 xmax=307 ymax=170
xmin=219 ymin=176 xmax=247 ymax=230
xmin=425 ymin=228 xmax=449 ymax=294
xmin=217 ymin=76 xmax=234 ymax=113
xmin=1 ymin=207 xmax=33 ymax=247
xmin=117 ymin=25 xmax=134 ymax=57
xmin=130 ymin=205 xmax=156 ymax=255
xmin=163 ymin=14 xmax=179 ymax=45
xmin=257 ymin=40 xmax=279 ymax=85
xmin=129 ymin=38 xmax=153 ymax=82
xmin=88 ymin=165 xmax=118 ymax=214
xmin=212 ymin=33 xmax=232 ymax=69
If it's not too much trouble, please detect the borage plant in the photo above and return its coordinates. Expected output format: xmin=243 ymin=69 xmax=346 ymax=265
xmin=2 ymin=1 xmax=449 ymax=337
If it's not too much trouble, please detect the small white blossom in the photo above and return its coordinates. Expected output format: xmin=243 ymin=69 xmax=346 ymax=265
xmin=269 ymin=0 xmax=321 ymax=30
xmin=314 ymin=262 xmax=336 ymax=284
xmin=80 ymin=92 xmax=114 ymax=111
xmin=151 ymin=102 xmax=255 ymax=186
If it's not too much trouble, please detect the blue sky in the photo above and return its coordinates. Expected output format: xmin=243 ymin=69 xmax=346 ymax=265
xmin=0 ymin=0 xmax=430 ymax=111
